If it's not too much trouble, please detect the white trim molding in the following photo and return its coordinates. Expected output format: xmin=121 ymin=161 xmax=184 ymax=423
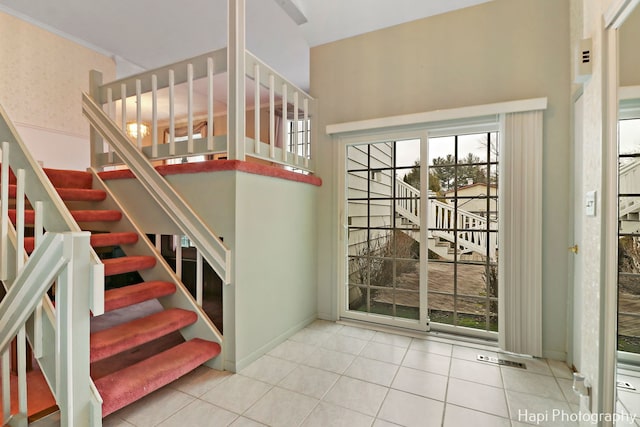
xmin=605 ymin=0 xmax=640 ymax=29
xmin=326 ymin=98 xmax=547 ymax=136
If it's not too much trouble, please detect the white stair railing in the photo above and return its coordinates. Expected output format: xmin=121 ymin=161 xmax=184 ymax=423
xmin=0 ymin=103 xmax=103 ymax=426
xmin=0 ymin=232 xmax=98 ymax=427
xmin=394 ymin=178 xmax=497 ymax=260
xmin=83 ymin=93 xmax=231 ymax=284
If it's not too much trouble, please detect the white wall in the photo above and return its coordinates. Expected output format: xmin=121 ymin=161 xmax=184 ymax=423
xmin=15 ymin=124 xmax=91 ymax=171
xmin=311 ymin=0 xmax=571 ymax=360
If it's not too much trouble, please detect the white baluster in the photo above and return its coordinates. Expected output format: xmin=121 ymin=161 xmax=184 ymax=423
xmin=0 ymin=142 xmax=8 ymax=280
xmin=196 ymin=250 xmax=203 ymax=307
xmin=281 ymin=84 xmax=288 ymax=162
xmin=303 ymin=98 xmax=309 ymax=167
xmin=121 ymin=83 xmax=127 ymax=134
xmin=33 ymin=201 xmax=44 ymax=358
xmin=207 ymin=58 xmax=215 ymax=151
xmin=152 ymin=74 xmax=158 ymax=158
xmin=293 ymin=91 xmax=299 ymax=165
xmin=175 ymin=237 xmax=183 ymax=280
xmin=17 ymin=326 xmax=27 ymax=416
xmin=136 ymin=79 xmax=142 ymax=150
xmin=16 ymin=168 xmax=25 ymax=272
xmin=254 ymin=63 xmax=261 ymax=154
xmin=269 ymin=75 xmax=275 ymax=158
xmin=187 ymin=63 xmax=194 ymax=154
xmin=107 ymin=88 xmax=114 ymax=163
xmin=169 ymin=69 xmax=176 ymax=156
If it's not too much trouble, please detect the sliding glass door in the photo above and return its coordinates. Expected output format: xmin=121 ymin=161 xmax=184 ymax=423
xmin=342 ymin=131 xmax=499 ymax=335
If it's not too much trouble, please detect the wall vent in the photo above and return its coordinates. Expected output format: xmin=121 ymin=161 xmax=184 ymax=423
xmin=575 ymin=38 xmax=593 ymax=84
xmin=477 ymin=354 xmax=526 ymax=369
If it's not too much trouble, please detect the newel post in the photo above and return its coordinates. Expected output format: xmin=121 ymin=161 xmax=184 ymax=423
xmin=57 ymin=232 xmax=93 ymax=426
xmin=227 ymin=0 xmax=246 ymax=161
xmin=89 ymin=71 xmax=104 ymax=169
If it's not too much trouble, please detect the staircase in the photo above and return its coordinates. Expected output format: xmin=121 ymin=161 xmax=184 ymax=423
xmin=8 ymin=167 xmax=222 ymax=418
xmin=395 ymin=178 xmax=497 ymax=261
xmin=619 ymin=159 xmax=640 ymax=234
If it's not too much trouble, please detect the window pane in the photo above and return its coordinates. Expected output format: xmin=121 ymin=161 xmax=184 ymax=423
xmin=458 ymin=133 xmax=489 ymax=164
xmin=348 ymin=285 xmax=369 ymax=313
xmin=395 ymin=139 xmax=421 ymax=168
xmin=429 ymin=136 xmax=455 ymax=166
xmin=620 ymin=118 xmax=640 ymax=156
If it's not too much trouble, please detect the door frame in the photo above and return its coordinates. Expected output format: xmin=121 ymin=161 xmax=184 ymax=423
xmin=602 ymin=0 xmax=640 ymax=419
xmin=337 ymin=128 xmax=430 ymax=331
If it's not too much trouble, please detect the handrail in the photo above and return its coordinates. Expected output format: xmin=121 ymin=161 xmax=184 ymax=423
xmin=83 ymin=93 xmax=231 ymax=284
xmin=0 ymin=103 xmax=105 ymax=315
xmin=0 ymin=232 xmax=96 ymax=426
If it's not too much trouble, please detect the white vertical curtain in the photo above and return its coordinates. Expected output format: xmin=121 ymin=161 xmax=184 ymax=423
xmin=499 ymin=110 xmax=544 ymax=357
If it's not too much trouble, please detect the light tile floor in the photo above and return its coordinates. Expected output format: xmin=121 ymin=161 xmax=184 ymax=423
xmin=102 ymin=320 xmax=600 ymax=427
xmin=617 ymin=367 xmax=640 ymax=426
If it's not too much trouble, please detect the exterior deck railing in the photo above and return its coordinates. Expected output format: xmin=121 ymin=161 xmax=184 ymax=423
xmin=395 ymin=178 xmax=497 ymax=260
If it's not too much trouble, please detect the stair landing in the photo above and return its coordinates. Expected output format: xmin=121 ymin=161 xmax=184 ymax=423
xmin=0 ymin=368 xmax=57 ymax=422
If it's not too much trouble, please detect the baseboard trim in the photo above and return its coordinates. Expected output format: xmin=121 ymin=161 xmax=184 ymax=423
xmin=232 ymin=313 xmax=317 ymax=372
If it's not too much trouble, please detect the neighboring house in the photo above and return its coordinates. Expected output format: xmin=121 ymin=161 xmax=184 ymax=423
xmin=443 ymin=182 xmax=497 ymax=219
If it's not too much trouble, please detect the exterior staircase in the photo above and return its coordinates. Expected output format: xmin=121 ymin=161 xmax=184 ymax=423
xmin=395 ymin=178 xmax=497 ymax=261
xmin=619 ymin=159 xmax=640 ymax=234
xmin=6 ymin=167 xmax=222 ymax=418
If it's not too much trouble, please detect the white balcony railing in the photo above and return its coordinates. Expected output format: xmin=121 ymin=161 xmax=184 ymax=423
xmin=90 ymin=48 xmax=315 ymax=173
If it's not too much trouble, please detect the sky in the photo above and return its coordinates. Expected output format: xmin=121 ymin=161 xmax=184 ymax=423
xmin=394 ymin=133 xmax=497 ymax=179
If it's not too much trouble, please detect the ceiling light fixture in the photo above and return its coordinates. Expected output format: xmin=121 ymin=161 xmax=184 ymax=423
xmin=126 ymin=122 xmax=149 ymax=139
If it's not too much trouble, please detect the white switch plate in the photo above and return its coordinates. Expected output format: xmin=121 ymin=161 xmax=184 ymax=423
xmin=585 ymin=190 xmax=596 ymax=216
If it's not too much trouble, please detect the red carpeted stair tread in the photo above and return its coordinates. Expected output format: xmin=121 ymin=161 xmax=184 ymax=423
xmin=7 ymin=185 xmax=106 ymax=201
xmin=95 ymin=338 xmax=221 ymax=417
xmin=70 ymin=209 xmax=122 ymax=222
xmin=103 ymin=255 xmax=156 ymax=276
xmin=90 ymin=232 xmax=139 ymax=247
xmin=90 ymin=308 xmax=198 ymax=363
xmin=24 ymin=232 xmax=139 ymax=254
xmin=8 ymin=209 xmax=121 ymax=224
xmin=104 ymin=281 xmax=176 ymax=312
xmin=43 ymin=167 xmax=94 ymax=189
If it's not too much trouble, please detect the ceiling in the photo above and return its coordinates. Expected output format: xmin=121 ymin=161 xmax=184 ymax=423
xmin=0 ymin=0 xmax=491 ymax=89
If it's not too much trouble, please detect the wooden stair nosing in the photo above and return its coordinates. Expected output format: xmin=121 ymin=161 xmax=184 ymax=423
xmin=6 ymin=184 xmax=106 ymax=202
xmin=95 ymin=338 xmax=221 ymax=417
xmin=24 ymin=232 xmax=139 ymax=254
xmin=103 ymin=255 xmax=157 ymax=276
xmin=90 ymin=308 xmax=197 ymax=363
xmin=104 ymin=281 xmax=176 ymax=313
xmin=8 ymin=208 xmax=122 ymax=224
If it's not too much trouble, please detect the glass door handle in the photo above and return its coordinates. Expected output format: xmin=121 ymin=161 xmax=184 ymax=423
xmin=569 ymin=244 xmax=578 ymax=254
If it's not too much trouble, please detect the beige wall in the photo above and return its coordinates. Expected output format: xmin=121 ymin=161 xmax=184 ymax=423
xmin=0 ymin=11 xmax=115 ymax=168
xmin=311 ymin=0 xmax=571 ymax=359
xmin=620 ymin=5 xmax=640 ymax=87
